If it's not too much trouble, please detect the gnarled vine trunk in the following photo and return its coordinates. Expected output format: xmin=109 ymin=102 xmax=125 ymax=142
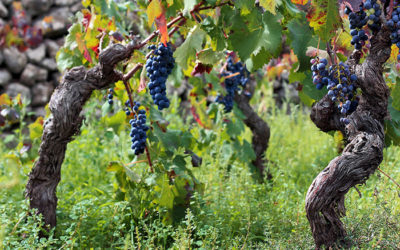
xmin=305 ymin=26 xmax=391 ymax=248
xmin=235 ymin=80 xmax=271 ymax=180
xmin=25 ymin=43 xmax=134 ymax=227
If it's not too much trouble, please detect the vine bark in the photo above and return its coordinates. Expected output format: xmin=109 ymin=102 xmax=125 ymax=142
xmin=25 ymin=43 xmax=134 ymax=227
xmin=305 ymin=26 xmax=391 ymax=248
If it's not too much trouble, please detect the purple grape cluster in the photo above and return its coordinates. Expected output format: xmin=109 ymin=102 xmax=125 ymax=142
xmin=107 ymin=88 xmax=114 ymax=105
xmin=146 ymin=43 xmax=175 ymax=110
xmin=129 ymin=102 xmax=149 ymax=155
xmin=311 ymin=59 xmax=359 ymax=124
xmin=345 ymin=6 xmax=368 ymax=50
xmin=124 ymin=100 xmax=131 ymax=116
xmin=216 ymin=56 xmax=250 ymax=112
xmin=387 ymin=1 xmax=400 ymax=68
xmin=364 ymin=0 xmax=382 ymax=31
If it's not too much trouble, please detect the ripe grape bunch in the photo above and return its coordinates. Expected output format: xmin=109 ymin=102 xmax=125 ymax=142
xmin=129 ymin=102 xmax=149 ymax=155
xmin=146 ymin=43 xmax=175 ymax=110
xmin=216 ymin=55 xmax=250 ymax=112
xmin=387 ymin=1 xmax=400 ymax=68
xmin=344 ymin=0 xmax=382 ymax=50
xmin=311 ymin=58 xmax=359 ymax=124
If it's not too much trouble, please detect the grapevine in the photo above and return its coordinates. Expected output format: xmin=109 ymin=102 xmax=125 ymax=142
xmin=216 ymin=55 xmax=250 ymax=112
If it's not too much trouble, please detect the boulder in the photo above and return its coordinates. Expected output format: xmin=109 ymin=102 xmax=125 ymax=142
xmin=0 ymin=70 xmax=12 ymax=86
xmin=3 ymin=47 xmax=28 ymax=74
xmin=20 ymin=64 xmax=48 ymax=86
xmin=36 ymin=7 xmax=72 ymax=38
xmin=6 ymin=83 xmax=32 ymax=103
xmin=55 ymin=0 xmax=79 ymax=6
xmin=33 ymin=107 xmax=46 ymax=117
xmin=0 ymin=2 xmax=8 ymax=18
xmin=40 ymin=58 xmax=58 ymax=71
xmin=0 ymin=50 xmax=4 ymax=65
xmin=26 ymin=43 xmax=46 ymax=63
xmin=45 ymin=39 xmax=61 ymax=58
xmin=31 ymin=82 xmax=54 ymax=106
xmin=21 ymin=0 xmax=53 ymax=17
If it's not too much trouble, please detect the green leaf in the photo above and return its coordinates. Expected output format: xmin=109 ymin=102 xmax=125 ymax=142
xmin=235 ymin=0 xmax=254 ymax=15
xmin=287 ymin=16 xmax=312 ymax=72
xmin=183 ymin=0 xmax=198 ymax=16
xmin=307 ymin=0 xmax=341 ymax=42
xmin=56 ymin=48 xmax=83 ymax=72
xmin=259 ymin=0 xmax=282 ymax=14
xmin=229 ymin=11 xmax=281 ymax=63
xmin=201 ymin=17 xmax=226 ymax=51
xmin=391 ymin=82 xmax=400 ymax=111
xmin=174 ymin=26 xmax=206 ymax=70
xmin=197 ymin=48 xmax=224 ymax=65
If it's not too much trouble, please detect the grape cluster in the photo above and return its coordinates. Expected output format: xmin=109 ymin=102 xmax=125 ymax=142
xmin=311 ymin=58 xmax=359 ymax=124
xmin=387 ymin=1 xmax=400 ymax=68
xmin=364 ymin=0 xmax=382 ymax=31
xmin=216 ymin=56 xmax=250 ymax=112
xmin=345 ymin=5 xmax=368 ymax=50
xmin=124 ymin=100 xmax=131 ymax=116
xmin=107 ymin=88 xmax=114 ymax=105
xmin=146 ymin=43 xmax=175 ymax=110
xmin=129 ymin=102 xmax=149 ymax=155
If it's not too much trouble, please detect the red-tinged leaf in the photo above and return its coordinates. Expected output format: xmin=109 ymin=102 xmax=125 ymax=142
xmin=306 ymin=0 xmax=341 ymax=42
xmin=83 ymin=49 xmax=93 ymax=63
xmin=191 ymin=106 xmax=208 ymax=129
xmin=138 ymin=68 xmax=147 ymax=92
xmin=191 ymin=63 xmax=213 ymax=76
xmin=155 ymin=11 xmax=168 ymax=46
xmin=291 ymin=0 xmax=309 ymax=4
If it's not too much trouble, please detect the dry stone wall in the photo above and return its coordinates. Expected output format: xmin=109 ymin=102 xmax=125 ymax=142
xmin=0 ymin=0 xmax=82 ymax=117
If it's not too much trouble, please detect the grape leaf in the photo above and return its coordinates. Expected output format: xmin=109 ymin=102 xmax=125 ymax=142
xmin=174 ymin=26 xmax=206 ymax=70
xmin=183 ymin=0 xmax=198 ymax=16
xmin=259 ymin=0 xmax=280 ymax=14
xmin=229 ymin=11 xmax=282 ymax=63
xmin=306 ymin=0 xmax=341 ymax=42
xmin=287 ymin=17 xmax=312 ymax=72
xmin=291 ymin=0 xmax=308 ymax=4
xmin=155 ymin=11 xmax=169 ymax=45
xmin=391 ymin=82 xmax=400 ymax=111
xmin=196 ymin=48 xmax=224 ymax=65
xmin=235 ymin=0 xmax=254 ymax=14
xmin=147 ymin=0 xmax=163 ymax=26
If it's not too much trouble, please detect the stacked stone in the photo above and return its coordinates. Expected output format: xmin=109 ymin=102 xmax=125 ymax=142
xmin=0 ymin=0 xmax=82 ymax=117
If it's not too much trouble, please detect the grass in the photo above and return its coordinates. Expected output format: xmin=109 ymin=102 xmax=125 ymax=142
xmin=0 ymin=93 xmax=399 ymax=249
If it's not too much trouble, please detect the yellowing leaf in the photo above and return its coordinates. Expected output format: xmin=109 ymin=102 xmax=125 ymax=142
xmin=306 ymin=0 xmax=341 ymax=42
xmin=260 ymin=0 xmax=276 ymax=15
xmin=389 ymin=44 xmax=399 ymax=64
xmin=82 ymin=0 xmax=91 ymax=8
xmin=147 ymin=0 xmax=163 ymax=27
xmin=28 ymin=117 xmax=44 ymax=140
xmin=292 ymin=0 xmax=308 ymax=4
xmin=0 ymin=94 xmax=11 ymax=106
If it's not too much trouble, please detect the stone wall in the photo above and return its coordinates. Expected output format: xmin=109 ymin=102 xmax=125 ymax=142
xmin=0 ymin=0 xmax=82 ymax=117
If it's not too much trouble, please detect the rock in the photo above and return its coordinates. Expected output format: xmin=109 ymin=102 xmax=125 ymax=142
xmin=31 ymin=82 xmax=54 ymax=106
xmin=0 ymin=70 xmax=12 ymax=86
xmin=55 ymin=0 xmax=79 ymax=6
xmin=40 ymin=58 xmax=57 ymax=71
xmin=6 ymin=83 xmax=32 ymax=103
xmin=3 ymin=47 xmax=28 ymax=74
xmin=0 ymin=51 xmax=4 ymax=65
xmin=2 ymin=0 xmax=13 ymax=6
xmin=45 ymin=39 xmax=61 ymax=58
xmin=22 ymin=0 xmax=53 ymax=17
xmin=20 ymin=64 xmax=48 ymax=86
xmin=26 ymin=43 xmax=46 ymax=63
xmin=69 ymin=1 xmax=82 ymax=12
xmin=51 ymin=72 xmax=61 ymax=86
xmin=0 ymin=2 xmax=8 ymax=18
xmin=37 ymin=7 xmax=72 ymax=38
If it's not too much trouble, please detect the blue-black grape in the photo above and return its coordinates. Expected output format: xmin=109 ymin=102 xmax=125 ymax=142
xmin=216 ymin=55 xmax=250 ymax=112
xmin=345 ymin=5 xmax=369 ymax=50
xmin=146 ymin=43 xmax=175 ymax=110
xmin=129 ymin=101 xmax=149 ymax=155
xmin=311 ymin=58 xmax=359 ymax=124
xmin=364 ymin=0 xmax=382 ymax=31
xmin=108 ymin=88 xmax=114 ymax=105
